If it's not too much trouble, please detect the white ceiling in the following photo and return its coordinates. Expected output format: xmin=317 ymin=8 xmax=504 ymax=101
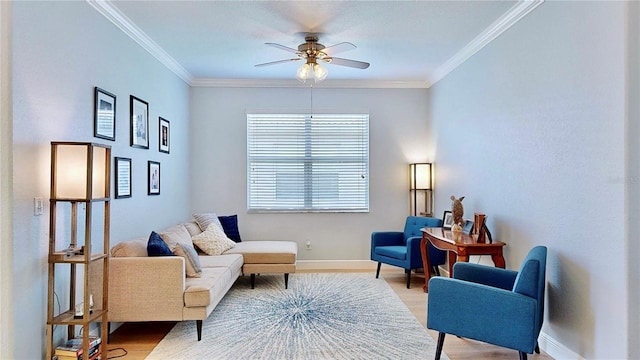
xmin=92 ymin=1 xmax=542 ymax=87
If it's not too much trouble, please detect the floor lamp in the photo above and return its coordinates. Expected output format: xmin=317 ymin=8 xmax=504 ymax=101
xmin=409 ymin=163 xmax=433 ymax=217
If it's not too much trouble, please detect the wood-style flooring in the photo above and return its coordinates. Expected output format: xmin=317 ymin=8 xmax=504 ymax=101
xmin=106 ymin=268 xmax=554 ymax=360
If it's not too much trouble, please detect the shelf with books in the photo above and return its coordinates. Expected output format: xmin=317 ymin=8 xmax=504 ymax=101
xmin=45 ymin=142 xmax=111 ymax=360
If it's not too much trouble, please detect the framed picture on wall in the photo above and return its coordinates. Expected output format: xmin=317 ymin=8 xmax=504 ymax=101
xmin=94 ymin=87 xmax=116 ymax=141
xmin=159 ymin=117 xmax=170 ymax=154
xmin=114 ymin=157 xmax=131 ymax=199
xmin=130 ymin=95 xmax=149 ymax=149
xmin=148 ymin=161 xmax=160 ymax=195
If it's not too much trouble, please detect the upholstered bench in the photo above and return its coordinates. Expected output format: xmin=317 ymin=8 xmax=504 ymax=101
xmin=224 ymin=241 xmax=298 ymax=289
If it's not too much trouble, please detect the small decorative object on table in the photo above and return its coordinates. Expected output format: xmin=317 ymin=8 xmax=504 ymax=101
xmin=450 ymin=195 xmax=465 ymax=226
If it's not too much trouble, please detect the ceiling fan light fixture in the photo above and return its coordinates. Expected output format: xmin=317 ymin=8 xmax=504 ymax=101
xmin=296 ymin=63 xmax=311 ymax=82
xmin=313 ymin=63 xmax=328 ymax=82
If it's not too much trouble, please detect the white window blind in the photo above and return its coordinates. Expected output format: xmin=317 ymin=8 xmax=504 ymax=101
xmin=247 ymin=113 xmax=369 ymax=212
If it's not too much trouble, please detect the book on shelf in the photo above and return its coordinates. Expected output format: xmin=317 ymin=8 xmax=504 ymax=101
xmin=55 ymin=351 xmax=101 ymax=360
xmin=55 ymin=336 xmax=101 ymax=357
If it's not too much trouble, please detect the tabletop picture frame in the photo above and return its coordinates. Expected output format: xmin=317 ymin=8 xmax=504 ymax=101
xmin=442 ymin=210 xmax=453 ymax=230
xmin=114 ymin=157 xmax=131 ymax=199
xmin=148 ymin=161 xmax=160 ymax=195
xmin=94 ymin=87 xmax=116 ymax=141
xmin=462 ymin=219 xmax=474 ymax=234
xmin=159 ymin=117 xmax=170 ymax=154
xmin=130 ymin=95 xmax=149 ymax=149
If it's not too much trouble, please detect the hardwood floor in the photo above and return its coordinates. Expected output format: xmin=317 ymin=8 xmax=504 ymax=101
xmin=106 ymin=268 xmax=554 ymax=360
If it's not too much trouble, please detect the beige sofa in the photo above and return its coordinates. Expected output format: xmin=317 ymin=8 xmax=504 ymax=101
xmin=108 ymin=220 xmax=297 ymax=340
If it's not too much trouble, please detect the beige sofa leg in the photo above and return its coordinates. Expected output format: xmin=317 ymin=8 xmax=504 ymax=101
xmin=196 ymin=320 xmax=203 ymax=341
xmin=285 ymin=273 xmax=289 ymax=289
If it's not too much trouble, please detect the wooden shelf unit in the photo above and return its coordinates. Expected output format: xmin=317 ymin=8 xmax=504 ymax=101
xmin=45 ymin=142 xmax=111 ymax=360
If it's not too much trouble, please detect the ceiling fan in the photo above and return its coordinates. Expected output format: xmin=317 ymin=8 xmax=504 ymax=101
xmin=255 ymin=35 xmax=370 ymax=83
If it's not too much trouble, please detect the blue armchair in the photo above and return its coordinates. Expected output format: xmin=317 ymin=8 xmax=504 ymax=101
xmin=371 ymin=216 xmax=446 ymax=288
xmin=427 ymin=246 xmax=547 ymax=360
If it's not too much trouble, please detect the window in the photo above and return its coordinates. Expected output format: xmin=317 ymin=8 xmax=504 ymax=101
xmin=247 ymin=113 xmax=369 ymax=212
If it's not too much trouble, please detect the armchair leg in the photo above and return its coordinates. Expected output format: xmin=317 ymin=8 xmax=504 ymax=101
xmin=519 ymin=351 xmax=527 ymax=360
xmin=376 ymin=262 xmax=381 ymax=278
xmin=535 ymin=342 xmax=540 ymax=354
xmin=405 ymin=269 xmax=411 ymax=289
xmin=432 ymin=265 xmax=440 ymax=276
xmin=435 ymin=332 xmax=445 ymax=360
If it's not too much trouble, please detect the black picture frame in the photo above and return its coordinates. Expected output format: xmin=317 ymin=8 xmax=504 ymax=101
xmin=94 ymin=87 xmax=116 ymax=141
xmin=148 ymin=161 xmax=160 ymax=195
xmin=442 ymin=210 xmax=453 ymax=230
xmin=130 ymin=95 xmax=149 ymax=149
xmin=159 ymin=117 xmax=170 ymax=154
xmin=114 ymin=157 xmax=131 ymax=199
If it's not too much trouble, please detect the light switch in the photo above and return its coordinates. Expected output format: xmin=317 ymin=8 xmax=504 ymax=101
xmin=34 ymin=197 xmax=44 ymax=216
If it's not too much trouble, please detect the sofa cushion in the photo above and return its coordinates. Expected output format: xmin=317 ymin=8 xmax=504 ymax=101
xmin=159 ymin=224 xmax=194 ymax=250
xmin=173 ymin=243 xmax=203 ymax=278
xmin=224 ymin=241 xmax=297 ymax=264
xmin=218 ymin=214 xmax=241 ymax=242
xmin=193 ymin=212 xmax=223 ymax=232
xmin=374 ymin=246 xmax=407 ymax=260
xmin=191 ymin=223 xmax=236 ymax=256
xmin=111 ymin=237 xmax=148 ymax=257
xmin=198 ymin=254 xmax=244 ymax=274
xmin=184 ymin=267 xmax=231 ymax=307
xmin=147 ymin=231 xmax=175 ymax=257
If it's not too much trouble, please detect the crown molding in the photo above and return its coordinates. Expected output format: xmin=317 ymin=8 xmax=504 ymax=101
xmin=428 ymin=0 xmax=544 ymax=86
xmin=89 ymin=0 xmax=541 ymax=89
xmin=190 ymin=78 xmax=430 ymax=89
xmin=86 ymin=0 xmax=193 ymax=84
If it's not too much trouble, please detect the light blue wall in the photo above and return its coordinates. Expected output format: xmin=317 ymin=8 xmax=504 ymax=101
xmin=11 ymin=2 xmax=191 ymax=358
xmin=429 ymin=1 xmax=632 ymax=358
xmin=189 ymin=86 xmax=430 ymax=260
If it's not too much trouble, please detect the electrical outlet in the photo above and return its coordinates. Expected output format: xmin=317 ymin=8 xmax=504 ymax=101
xmin=34 ymin=197 xmax=44 ymax=216
xmin=305 ymin=239 xmax=312 ymax=250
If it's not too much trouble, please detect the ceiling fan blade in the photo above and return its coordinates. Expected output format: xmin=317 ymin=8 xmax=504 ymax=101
xmin=326 ymin=57 xmax=370 ymax=69
xmin=254 ymin=58 xmax=301 ymax=67
xmin=323 ymin=42 xmax=356 ymax=55
xmin=265 ymin=42 xmax=300 ymax=54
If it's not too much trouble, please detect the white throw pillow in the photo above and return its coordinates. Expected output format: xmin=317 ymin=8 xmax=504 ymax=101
xmin=191 ymin=222 xmax=236 ymax=256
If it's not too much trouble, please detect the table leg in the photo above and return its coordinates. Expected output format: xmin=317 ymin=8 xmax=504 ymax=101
xmin=447 ymin=252 xmax=457 ymax=277
xmin=491 ymin=254 xmax=506 ymax=268
xmin=420 ymin=237 xmax=431 ymax=293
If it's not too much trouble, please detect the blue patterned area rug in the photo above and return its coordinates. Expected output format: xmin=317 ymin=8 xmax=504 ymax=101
xmin=146 ymin=273 xmax=449 ymax=360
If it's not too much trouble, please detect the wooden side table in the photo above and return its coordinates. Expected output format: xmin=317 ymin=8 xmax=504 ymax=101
xmin=420 ymin=227 xmax=506 ymax=292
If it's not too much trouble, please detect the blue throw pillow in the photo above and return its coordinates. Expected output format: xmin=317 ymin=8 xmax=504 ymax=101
xmin=147 ymin=231 xmax=175 ymax=256
xmin=218 ymin=215 xmax=242 ymax=242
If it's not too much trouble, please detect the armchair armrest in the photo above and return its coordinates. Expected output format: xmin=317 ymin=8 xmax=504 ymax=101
xmin=406 ymin=236 xmax=425 ymax=267
xmin=453 ymin=262 xmax=518 ymax=290
xmin=427 ymin=277 xmax=538 ymax=353
xmin=371 ymin=231 xmax=403 ymax=247
xmin=109 ymin=256 xmax=186 ymax=322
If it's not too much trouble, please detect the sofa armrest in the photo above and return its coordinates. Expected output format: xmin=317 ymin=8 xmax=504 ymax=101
xmin=109 ymin=256 xmax=186 ymax=322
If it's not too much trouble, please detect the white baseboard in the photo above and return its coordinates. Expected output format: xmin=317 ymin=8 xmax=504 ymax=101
xmin=539 ymin=331 xmax=583 ymax=360
xmin=296 ymin=260 xmax=378 ymax=271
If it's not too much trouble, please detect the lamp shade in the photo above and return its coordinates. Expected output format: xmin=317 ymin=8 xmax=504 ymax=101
xmin=51 ymin=142 xmax=111 ymax=200
xmin=409 ymin=163 xmax=432 ymax=190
